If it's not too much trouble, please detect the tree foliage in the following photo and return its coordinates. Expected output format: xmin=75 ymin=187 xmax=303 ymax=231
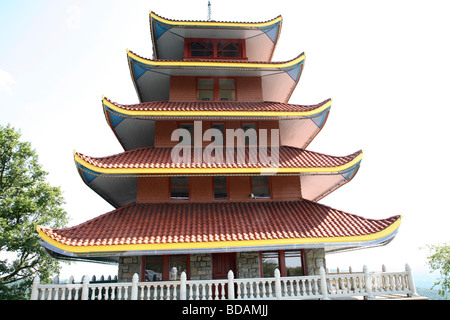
xmin=426 ymin=243 xmax=450 ymax=299
xmin=0 ymin=124 xmax=69 ymax=299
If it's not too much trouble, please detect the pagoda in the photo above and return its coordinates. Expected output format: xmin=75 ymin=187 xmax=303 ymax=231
xmin=37 ymin=11 xmax=401 ymax=282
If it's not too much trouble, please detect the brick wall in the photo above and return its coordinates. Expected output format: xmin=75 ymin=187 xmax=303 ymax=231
xmin=154 ymin=120 xmax=279 ymax=148
xmin=169 ymin=76 xmax=263 ymax=102
xmin=169 ymin=76 xmax=197 ymax=101
xmin=271 ymin=176 xmax=302 ymax=200
xmin=236 ymin=77 xmax=263 ymax=101
xmin=228 ymin=176 xmax=252 ymax=201
xmin=137 ymin=175 xmax=302 ymax=203
xmin=190 ymin=176 xmax=213 ymax=201
xmin=137 ymin=176 xmax=169 ymax=203
xmin=154 ymin=121 xmax=178 ymax=147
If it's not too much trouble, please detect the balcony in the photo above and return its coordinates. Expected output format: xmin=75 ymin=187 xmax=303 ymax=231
xmin=30 ymin=264 xmax=422 ymax=300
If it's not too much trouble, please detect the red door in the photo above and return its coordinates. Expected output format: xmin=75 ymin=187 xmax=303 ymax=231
xmin=212 ymin=252 xmax=236 ymax=279
xmin=212 ymin=253 xmax=237 ymax=298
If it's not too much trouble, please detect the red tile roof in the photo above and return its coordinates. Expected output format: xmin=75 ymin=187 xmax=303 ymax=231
xmin=128 ymin=49 xmax=304 ymax=66
xmin=38 ymin=200 xmax=400 ymax=250
xmin=76 ymin=147 xmax=362 ymax=171
xmin=104 ymin=98 xmax=331 ymax=113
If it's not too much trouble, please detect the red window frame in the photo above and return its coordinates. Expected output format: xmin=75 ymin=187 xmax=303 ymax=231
xmin=176 ymin=121 xmax=195 ymax=145
xmin=259 ymin=250 xmax=306 ymax=277
xmin=196 ymin=77 xmax=236 ymax=101
xmin=170 ymin=176 xmax=190 ymax=201
xmin=211 ymin=122 xmax=226 ymax=146
xmin=250 ymin=175 xmax=272 ymax=199
xmin=141 ymin=255 xmax=191 ymax=281
xmin=184 ymin=38 xmax=247 ymax=60
xmin=241 ymin=121 xmax=258 ymax=146
xmin=212 ymin=176 xmax=229 ymax=200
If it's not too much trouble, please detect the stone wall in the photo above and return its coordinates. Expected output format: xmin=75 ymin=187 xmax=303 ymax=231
xmin=304 ymin=248 xmax=326 ymax=275
xmin=118 ymin=256 xmax=141 ymax=282
xmin=237 ymin=252 xmax=260 ymax=278
xmin=189 ymin=254 xmax=212 ymax=280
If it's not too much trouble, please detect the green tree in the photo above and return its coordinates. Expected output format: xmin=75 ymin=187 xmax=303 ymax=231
xmin=426 ymin=243 xmax=450 ymax=299
xmin=0 ymin=124 xmax=69 ymax=299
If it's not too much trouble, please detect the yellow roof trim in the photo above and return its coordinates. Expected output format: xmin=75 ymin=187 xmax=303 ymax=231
xmin=150 ymin=11 xmax=283 ymax=29
xmin=37 ymin=217 xmax=401 ymax=254
xmin=74 ymin=151 xmax=363 ymax=175
xmin=103 ymin=97 xmax=331 ymax=118
xmin=127 ymin=50 xmax=305 ymax=69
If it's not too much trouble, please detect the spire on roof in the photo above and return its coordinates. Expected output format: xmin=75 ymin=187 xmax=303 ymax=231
xmin=207 ymin=0 xmax=212 ymax=21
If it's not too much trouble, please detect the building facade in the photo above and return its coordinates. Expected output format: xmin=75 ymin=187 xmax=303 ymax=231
xmin=37 ymin=11 xmax=401 ymax=283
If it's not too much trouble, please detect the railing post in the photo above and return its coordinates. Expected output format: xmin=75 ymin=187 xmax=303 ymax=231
xmin=363 ymin=265 xmax=374 ymax=300
xmin=274 ymin=268 xmax=281 ymax=299
xmin=180 ymin=271 xmax=187 ymax=300
xmin=405 ymin=264 xmax=418 ymax=297
xmin=227 ymin=270 xmax=235 ymax=300
xmin=319 ymin=267 xmax=330 ymax=300
xmin=130 ymin=273 xmax=138 ymax=300
xmin=30 ymin=276 xmax=40 ymax=300
xmin=81 ymin=275 xmax=89 ymax=300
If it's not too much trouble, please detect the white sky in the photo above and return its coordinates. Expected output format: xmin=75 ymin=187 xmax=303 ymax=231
xmin=1 ymin=0 xmax=449 ymax=284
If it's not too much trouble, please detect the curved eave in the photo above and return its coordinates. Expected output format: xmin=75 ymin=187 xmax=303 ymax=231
xmin=103 ymin=97 xmax=331 ymax=119
xmin=150 ymin=11 xmax=282 ymax=61
xmin=74 ymin=149 xmax=363 ymax=176
xmin=127 ymin=50 xmax=305 ymax=103
xmin=75 ymin=160 xmax=135 ymax=208
xmin=151 ymin=11 xmax=283 ymax=29
xmin=74 ymin=147 xmax=362 ymax=206
xmin=36 ymin=213 xmax=401 ymax=257
xmin=128 ymin=49 xmax=304 ymax=70
xmin=103 ymin=97 xmax=331 ymax=151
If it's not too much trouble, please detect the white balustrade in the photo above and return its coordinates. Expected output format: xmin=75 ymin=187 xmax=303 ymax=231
xmin=30 ymin=263 xmax=418 ymax=300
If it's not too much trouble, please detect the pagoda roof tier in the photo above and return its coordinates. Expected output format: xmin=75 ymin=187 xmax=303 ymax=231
xmin=102 ymin=97 xmax=331 ymax=151
xmin=127 ymin=50 xmax=305 ymax=103
xmin=37 ymin=200 xmax=401 ymax=261
xmin=74 ymin=147 xmax=362 ymax=208
xmin=150 ymin=11 xmax=282 ymax=61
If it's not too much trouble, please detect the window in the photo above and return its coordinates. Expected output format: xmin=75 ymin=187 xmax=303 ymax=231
xmin=251 ymin=176 xmax=270 ymax=198
xmin=177 ymin=122 xmax=194 ymax=145
xmin=197 ymin=79 xmax=214 ymax=101
xmin=170 ymin=176 xmax=189 ymax=200
xmin=169 ymin=255 xmax=188 ymax=280
xmin=260 ymin=250 xmax=305 ymax=277
xmin=144 ymin=255 xmax=163 ymax=281
xmin=185 ymin=39 xmax=245 ymax=59
xmin=197 ymin=78 xmax=235 ymax=101
xmin=284 ymin=251 xmax=304 ymax=276
xmin=144 ymin=255 xmax=189 ymax=281
xmin=261 ymin=251 xmax=279 ymax=277
xmin=242 ymin=122 xmax=257 ymax=146
xmin=218 ymin=79 xmax=235 ymax=101
xmin=190 ymin=41 xmax=214 ymax=57
xmin=217 ymin=41 xmax=241 ymax=58
xmin=214 ymin=176 xmax=228 ymax=200
xmin=211 ymin=123 xmax=225 ymax=146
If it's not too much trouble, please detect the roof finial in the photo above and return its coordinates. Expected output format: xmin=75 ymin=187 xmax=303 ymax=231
xmin=207 ymin=0 xmax=212 ymax=21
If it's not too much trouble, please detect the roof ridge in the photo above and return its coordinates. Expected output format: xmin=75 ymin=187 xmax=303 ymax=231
xmin=150 ymin=10 xmax=282 ymax=26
